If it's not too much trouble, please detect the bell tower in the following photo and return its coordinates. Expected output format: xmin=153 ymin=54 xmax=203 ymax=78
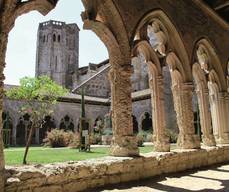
xmin=35 ymin=20 xmax=80 ymax=89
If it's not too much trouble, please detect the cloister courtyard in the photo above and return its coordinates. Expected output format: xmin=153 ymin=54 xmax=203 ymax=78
xmin=0 ymin=0 xmax=228 ymax=192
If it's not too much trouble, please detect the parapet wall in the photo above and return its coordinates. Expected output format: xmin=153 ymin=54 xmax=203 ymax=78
xmin=5 ymin=145 xmax=229 ymax=192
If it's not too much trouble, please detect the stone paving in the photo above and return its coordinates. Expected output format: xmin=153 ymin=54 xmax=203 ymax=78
xmin=93 ymin=164 xmax=229 ymax=192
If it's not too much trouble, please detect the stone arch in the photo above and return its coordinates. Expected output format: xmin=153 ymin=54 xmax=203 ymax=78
xmin=194 ymin=38 xmax=227 ymax=91
xmin=16 ymin=114 xmax=34 ymax=145
xmin=133 ymin=40 xmax=162 ymax=75
xmin=93 ymin=116 xmax=103 ymax=134
xmin=39 ymin=116 xmax=56 ymax=143
xmin=2 ymin=111 xmax=13 ymax=145
xmin=133 ymin=9 xmax=192 ymax=82
xmin=53 ymin=34 xmax=56 ymax=42
xmin=0 ymin=0 xmax=59 ymax=189
xmin=134 ymin=12 xmax=200 ymax=149
xmin=207 ymin=68 xmax=229 ymax=144
xmin=139 ymin=112 xmax=152 ymax=132
xmin=16 ymin=117 xmax=26 ymax=145
xmin=82 ymin=1 xmax=140 ymax=156
xmin=59 ymin=115 xmax=74 ymax=132
xmin=58 ymin=34 xmax=61 ymax=42
xmin=133 ymin=40 xmax=170 ymax=151
xmin=166 ymin=52 xmax=200 ymax=149
xmin=192 ymin=63 xmax=215 ymax=146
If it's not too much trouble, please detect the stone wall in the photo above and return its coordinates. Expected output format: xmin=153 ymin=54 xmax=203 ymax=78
xmin=5 ymin=145 xmax=229 ymax=192
xmin=77 ymin=66 xmax=111 ymax=98
xmin=3 ymin=98 xmax=110 ymax=145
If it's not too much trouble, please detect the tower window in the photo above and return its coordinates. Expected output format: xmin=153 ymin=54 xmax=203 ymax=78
xmin=43 ymin=35 xmax=45 ymax=43
xmin=53 ymin=34 xmax=56 ymax=42
xmin=58 ymin=35 xmax=61 ymax=42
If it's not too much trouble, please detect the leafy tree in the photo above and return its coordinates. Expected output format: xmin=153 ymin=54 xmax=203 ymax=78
xmin=6 ymin=76 xmax=67 ymax=164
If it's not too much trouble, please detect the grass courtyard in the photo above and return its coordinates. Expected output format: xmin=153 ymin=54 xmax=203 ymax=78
xmin=4 ymin=146 xmax=157 ymax=165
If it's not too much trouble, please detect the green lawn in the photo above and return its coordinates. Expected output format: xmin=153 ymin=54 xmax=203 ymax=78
xmin=4 ymin=146 xmax=157 ymax=165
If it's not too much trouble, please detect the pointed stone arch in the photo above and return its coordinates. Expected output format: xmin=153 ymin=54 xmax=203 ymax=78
xmin=59 ymin=115 xmax=75 ymax=132
xmin=133 ymin=9 xmax=192 ymax=82
xmin=133 ymin=40 xmax=170 ymax=151
xmin=192 ymin=38 xmax=229 ymax=144
xmin=82 ymin=4 xmax=139 ymax=156
xmin=194 ymin=38 xmax=227 ymax=91
xmin=166 ymin=52 xmax=200 ymax=149
xmin=192 ymin=63 xmax=215 ymax=146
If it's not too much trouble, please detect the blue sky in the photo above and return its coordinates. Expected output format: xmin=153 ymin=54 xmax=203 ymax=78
xmin=4 ymin=0 xmax=108 ymax=85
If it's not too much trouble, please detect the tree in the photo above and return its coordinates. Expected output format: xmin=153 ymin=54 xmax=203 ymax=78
xmin=6 ymin=76 xmax=67 ymax=164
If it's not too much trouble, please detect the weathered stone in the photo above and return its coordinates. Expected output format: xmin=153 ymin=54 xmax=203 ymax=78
xmin=63 ymin=180 xmax=88 ymax=192
xmin=33 ymin=185 xmax=62 ymax=192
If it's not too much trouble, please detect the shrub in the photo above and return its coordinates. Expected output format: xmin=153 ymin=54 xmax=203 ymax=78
xmin=90 ymin=133 xmax=102 ymax=144
xmin=166 ymin=129 xmax=178 ymax=143
xmin=43 ymin=129 xmax=79 ymax=148
xmin=102 ymin=128 xmax=113 ymax=136
xmin=136 ymin=132 xmax=144 ymax=147
xmin=145 ymin=132 xmax=153 ymax=142
xmin=137 ymin=130 xmax=153 ymax=143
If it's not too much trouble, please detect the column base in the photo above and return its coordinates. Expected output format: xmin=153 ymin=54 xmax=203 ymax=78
xmin=202 ymin=135 xmax=216 ymax=146
xmin=154 ymin=135 xmax=170 ymax=152
xmin=110 ymin=136 xmax=139 ymax=157
xmin=177 ymin=134 xmax=200 ymax=149
xmin=215 ymin=133 xmax=229 ymax=145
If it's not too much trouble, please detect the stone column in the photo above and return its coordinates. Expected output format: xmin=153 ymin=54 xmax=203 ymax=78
xmin=209 ymin=89 xmax=229 ymax=144
xmin=0 ymin=31 xmax=7 ymax=192
xmin=150 ymin=75 xmax=170 ymax=151
xmin=12 ymin=117 xmax=18 ymax=146
xmin=196 ymin=87 xmax=216 ymax=146
xmin=172 ymin=83 xmax=200 ymax=149
xmin=109 ymin=65 xmax=139 ymax=156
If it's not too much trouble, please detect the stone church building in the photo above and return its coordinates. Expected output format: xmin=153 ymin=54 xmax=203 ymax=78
xmin=3 ymin=19 xmax=193 ymax=146
xmin=1 ymin=1 xmax=229 ymax=191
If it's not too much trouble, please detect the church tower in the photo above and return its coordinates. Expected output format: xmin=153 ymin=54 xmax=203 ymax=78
xmin=35 ymin=20 xmax=79 ymax=89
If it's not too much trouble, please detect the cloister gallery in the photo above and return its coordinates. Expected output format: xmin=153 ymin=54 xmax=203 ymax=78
xmin=0 ymin=0 xmax=229 ymax=192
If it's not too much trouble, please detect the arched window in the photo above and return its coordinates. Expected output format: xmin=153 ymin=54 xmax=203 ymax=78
xmin=93 ymin=117 xmax=103 ymax=134
xmin=141 ymin=112 xmax=152 ymax=131
xmin=59 ymin=115 xmax=75 ymax=132
xmin=53 ymin=34 xmax=56 ymax=42
xmin=58 ymin=35 xmax=61 ymax=42
xmin=2 ymin=112 xmax=13 ymax=146
xmin=40 ymin=116 xmax=56 ymax=143
xmin=43 ymin=35 xmax=45 ymax=43
xmin=16 ymin=113 xmax=34 ymax=145
xmin=132 ymin=115 xmax=138 ymax=134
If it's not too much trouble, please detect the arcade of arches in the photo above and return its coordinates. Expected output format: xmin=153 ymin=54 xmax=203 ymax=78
xmin=0 ymin=0 xmax=228 ymax=191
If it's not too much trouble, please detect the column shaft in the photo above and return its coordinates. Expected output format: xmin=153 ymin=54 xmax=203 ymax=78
xmin=109 ymin=65 xmax=139 ymax=156
xmin=196 ymin=87 xmax=215 ymax=146
xmin=150 ymin=75 xmax=170 ymax=151
xmin=210 ymin=91 xmax=229 ymax=144
xmin=172 ymin=83 xmax=200 ymax=149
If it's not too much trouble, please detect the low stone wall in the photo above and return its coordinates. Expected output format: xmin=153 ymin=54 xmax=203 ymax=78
xmin=5 ymin=145 xmax=229 ymax=192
